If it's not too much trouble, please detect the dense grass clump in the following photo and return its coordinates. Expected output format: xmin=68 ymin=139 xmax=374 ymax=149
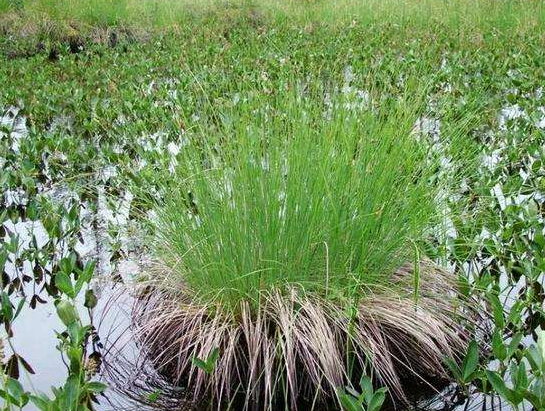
xmin=130 ymin=90 xmax=479 ymax=409
xmin=152 ymin=91 xmax=457 ymax=311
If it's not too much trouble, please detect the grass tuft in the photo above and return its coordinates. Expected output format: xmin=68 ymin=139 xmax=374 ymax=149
xmin=122 ymin=88 xmax=483 ymax=408
xmin=151 ymin=89 xmax=467 ymax=312
xmin=133 ymin=260 xmax=479 ymax=409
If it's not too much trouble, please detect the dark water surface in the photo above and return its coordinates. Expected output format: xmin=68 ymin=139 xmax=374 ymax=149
xmin=1 ymin=181 xmax=518 ymax=411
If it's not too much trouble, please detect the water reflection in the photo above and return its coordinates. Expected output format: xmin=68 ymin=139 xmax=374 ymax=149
xmin=1 ymin=104 xmax=533 ymax=411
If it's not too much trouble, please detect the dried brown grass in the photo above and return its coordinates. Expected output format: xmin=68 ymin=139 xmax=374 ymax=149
xmin=131 ymin=260 xmax=481 ymax=410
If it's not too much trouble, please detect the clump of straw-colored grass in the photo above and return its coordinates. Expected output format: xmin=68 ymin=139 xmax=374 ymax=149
xmin=130 ymin=90 xmax=479 ymax=409
xmin=133 ymin=260 xmax=476 ymax=409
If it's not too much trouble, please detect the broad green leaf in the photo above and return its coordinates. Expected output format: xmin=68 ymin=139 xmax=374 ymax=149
xmin=55 ymin=272 xmax=74 ymax=298
xmin=461 ymin=340 xmax=479 ymax=382
xmin=514 ymin=361 xmax=528 ymax=390
xmin=1 ymin=292 xmax=13 ymax=322
xmin=67 ymin=322 xmax=82 ymax=345
xmin=61 ymin=376 xmax=79 ymax=410
xmin=359 ymin=375 xmax=373 ymax=403
xmin=525 ymin=345 xmax=541 ymax=371
xmin=56 ymin=299 xmax=79 ymax=326
xmin=491 ymin=330 xmax=506 ymax=361
xmin=147 ymin=389 xmax=162 ymax=403
xmin=192 ymin=357 xmax=209 ymax=373
xmin=486 ymin=371 xmax=518 ymax=405
xmin=30 ymin=393 xmax=51 ymax=411
xmin=7 ymin=377 xmax=25 ymax=401
xmin=0 ymin=391 xmax=21 ymax=407
xmin=75 ymin=261 xmax=95 ymax=295
xmin=522 ymin=390 xmax=541 ymax=410
xmin=82 ymin=260 xmax=97 ymax=282
xmin=60 ymin=256 xmax=74 ymax=276
xmin=507 ymin=301 xmax=524 ymax=327
xmin=86 ymin=381 xmax=107 ymax=393
xmin=506 ymin=332 xmax=522 ymax=359
xmin=84 ymin=289 xmax=98 ymax=309
xmin=368 ymin=389 xmax=386 ymax=411
xmin=208 ymin=347 xmax=220 ymax=367
xmin=338 ymin=392 xmax=362 ymax=411
xmin=488 ymin=294 xmax=505 ymax=329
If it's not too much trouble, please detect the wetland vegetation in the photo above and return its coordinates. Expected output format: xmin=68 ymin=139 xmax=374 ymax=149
xmin=0 ymin=0 xmax=545 ymax=410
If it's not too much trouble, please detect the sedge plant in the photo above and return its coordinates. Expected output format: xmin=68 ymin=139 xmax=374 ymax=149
xmin=130 ymin=87 xmax=480 ymax=410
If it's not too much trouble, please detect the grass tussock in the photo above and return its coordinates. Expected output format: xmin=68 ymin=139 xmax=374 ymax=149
xmin=134 ymin=260 xmax=477 ymax=409
xmin=150 ymin=90 xmax=468 ymax=311
xmin=127 ymin=90 xmax=480 ymax=408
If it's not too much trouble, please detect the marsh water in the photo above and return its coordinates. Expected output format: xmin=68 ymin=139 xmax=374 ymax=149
xmin=2 ymin=101 xmax=542 ymax=411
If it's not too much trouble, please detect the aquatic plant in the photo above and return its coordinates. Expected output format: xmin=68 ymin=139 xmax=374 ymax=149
xmin=0 ymin=255 xmax=105 ymax=411
xmin=132 ymin=90 xmax=480 ymax=409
